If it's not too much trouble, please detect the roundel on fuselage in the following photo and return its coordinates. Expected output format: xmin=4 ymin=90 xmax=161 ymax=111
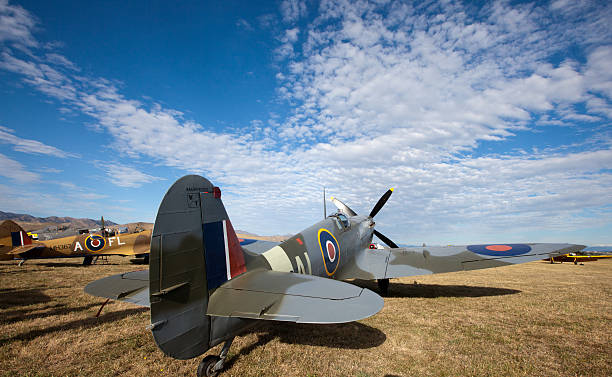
xmin=85 ymin=234 xmax=106 ymax=252
xmin=318 ymin=228 xmax=340 ymax=276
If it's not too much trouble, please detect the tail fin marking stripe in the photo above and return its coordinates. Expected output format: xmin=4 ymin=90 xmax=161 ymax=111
xmin=222 ymin=220 xmax=231 ymax=281
xmin=203 ymin=220 xmax=246 ymax=291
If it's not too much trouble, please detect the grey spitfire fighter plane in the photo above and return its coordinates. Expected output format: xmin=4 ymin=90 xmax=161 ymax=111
xmin=85 ymin=175 xmax=585 ymax=377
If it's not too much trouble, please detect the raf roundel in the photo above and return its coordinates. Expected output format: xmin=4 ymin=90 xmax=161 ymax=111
xmin=85 ymin=234 xmax=106 ymax=252
xmin=318 ymin=228 xmax=340 ymax=276
xmin=467 ymin=244 xmax=532 ymax=257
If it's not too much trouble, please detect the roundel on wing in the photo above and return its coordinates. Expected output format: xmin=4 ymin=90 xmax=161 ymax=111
xmin=467 ymin=244 xmax=531 ymax=257
xmin=318 ymin=228 xmax=340 ymax=276
xmin=85 ymin=234 xmax=106 ymax=252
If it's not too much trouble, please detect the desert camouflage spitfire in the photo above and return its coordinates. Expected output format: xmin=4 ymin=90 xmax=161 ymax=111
xmin=0 ymin=219 xmax=151 ymax=265
xmin=85 ymin=175 xmax=585 ymax=377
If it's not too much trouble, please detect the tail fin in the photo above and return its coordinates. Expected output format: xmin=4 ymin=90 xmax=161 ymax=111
xmin=0 ymin=220 xmax=24 ymax=237
xmin=149 ymin=175 xmax=247 ymax=360
xmin=1 ymin=220 xmax=25 ymax=258
xmin=11 ymin=230 xmax=32 ymax=247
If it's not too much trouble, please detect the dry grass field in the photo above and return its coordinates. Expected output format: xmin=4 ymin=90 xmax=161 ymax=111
xmin=1 ymin=257 xmax=610 ymax=377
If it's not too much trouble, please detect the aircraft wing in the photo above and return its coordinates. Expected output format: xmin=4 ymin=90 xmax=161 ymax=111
xmin=207 ymin=269 xmax=383 ymax=324
xmin=6 ymin=244 xmax=45 ymax=256
xmin=336 ymin=243 xmax=586 ymax=280
xmin=239 ymin=239 xmax=279 ymax=254
xmin=84 ymin=270 xmax=150 ymax=307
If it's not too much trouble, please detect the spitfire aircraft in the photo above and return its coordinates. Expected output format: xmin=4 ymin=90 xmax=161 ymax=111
xmin=85 ymin=175 xmax=585 ymax=376
xmin=1 ymin=219 xmax=151 ymax=265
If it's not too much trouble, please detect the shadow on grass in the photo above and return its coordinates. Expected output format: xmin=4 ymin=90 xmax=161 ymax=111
xmin=224 ymin=321 xmax=386 ymax=370
xmin=352 ymin=280 xmax=521 ymax=298
xmin=270 ymin=321 xmax=385 ymax=348
xmin=0 ymin=287 xmax=52 ymax=308
xmin=1 ymin=302 xmax=102 ymax=324
xmin=0 ymin=268 xmax=35 ymax=275
xmin=29 ymin=261 xmax=120 ymax=267
xmin=0 ymin=307 xmax=148 ymax=346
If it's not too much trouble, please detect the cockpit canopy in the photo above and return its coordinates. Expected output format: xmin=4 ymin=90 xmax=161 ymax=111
xmin=329 ymin=212 xmax=350 ymax=229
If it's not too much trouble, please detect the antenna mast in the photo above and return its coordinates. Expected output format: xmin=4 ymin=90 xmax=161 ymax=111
xmin=323 ymin=187 xmax=327 ymax=219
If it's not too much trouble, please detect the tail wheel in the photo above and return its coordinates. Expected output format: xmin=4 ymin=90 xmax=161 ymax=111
xmin=197 ymin=355 xmax=221 ymax=377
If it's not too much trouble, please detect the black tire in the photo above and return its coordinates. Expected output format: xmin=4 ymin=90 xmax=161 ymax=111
xmin=197 ymin=355 xmax=221 ymax=377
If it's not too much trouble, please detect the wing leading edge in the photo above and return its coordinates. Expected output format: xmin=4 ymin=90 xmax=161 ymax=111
xmin=337 ymin=243 xmax=586 ymax=280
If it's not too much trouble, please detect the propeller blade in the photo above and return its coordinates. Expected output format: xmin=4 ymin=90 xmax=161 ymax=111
xmin=330 ymin=197 xmax=358 ymax=216
xmin=369 ymin=188 xmax=394 ymax=218
xmin=374 ymin=230 xmax=398 ymax=249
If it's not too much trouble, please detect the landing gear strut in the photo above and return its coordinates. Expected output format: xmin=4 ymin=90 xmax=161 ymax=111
xmin=197 ymin=337 xmax=234 ymax=377
xmin=377 ymin=278 xmax=389 ymax=296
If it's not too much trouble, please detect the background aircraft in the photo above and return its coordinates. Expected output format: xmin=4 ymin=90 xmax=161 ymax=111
xmin=1 ymin=219 xmax=151 ymax=265
xmin=85 ymin=175 xmax=584 ymax=377
xmin=547 ymin=253 xmax=612 ymax=264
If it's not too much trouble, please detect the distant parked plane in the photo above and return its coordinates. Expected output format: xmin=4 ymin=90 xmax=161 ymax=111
xmin=1 ymin=218 xmax=150 ymax=265
xmin=547 ymin=252 xmax=612 ymax=264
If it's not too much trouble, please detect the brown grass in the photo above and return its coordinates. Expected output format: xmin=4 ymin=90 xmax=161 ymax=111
xmin=0 ymin=257 xmax=610 ymax=376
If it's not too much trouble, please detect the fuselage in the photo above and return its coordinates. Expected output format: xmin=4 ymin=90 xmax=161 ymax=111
xmin=247 ymin=213 xmax=374 ymax=279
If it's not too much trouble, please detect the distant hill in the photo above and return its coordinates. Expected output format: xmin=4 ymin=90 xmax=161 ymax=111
xmin=0 ymin=211 xmax=286 ymax=242
xmin=0 ymin=211 xmax=117 ymax=232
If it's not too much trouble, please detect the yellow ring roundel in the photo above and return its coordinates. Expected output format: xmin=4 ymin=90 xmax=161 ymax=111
xmin=85 ymin=234 xmax=106 ymax=252
xmin=318 ymin=228 xmax=340 ymax=276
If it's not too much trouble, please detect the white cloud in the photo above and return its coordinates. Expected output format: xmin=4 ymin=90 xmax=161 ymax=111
xmin=100 ymin=163 xmax=164 ymax=188
xmin=0 ymin=0 xmax=37 ymax=48
xmin=280 ymin=0 xmax=307 ymax=23
xmin=236 ymin=19 xmax=253 ymax=31
xmin=0 ymin=153 xmax=39 ymax=183
xmin=0 ymin=125 xmax=78 ymax=158
xmin=275 ymin=27 xmax=300 ymax=60
xmin=45 ymin=53 xmax=79 ymax=71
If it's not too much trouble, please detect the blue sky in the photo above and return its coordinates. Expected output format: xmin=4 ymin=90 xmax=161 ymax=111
xmin=0 ymin=0 xmax=610 ymax=245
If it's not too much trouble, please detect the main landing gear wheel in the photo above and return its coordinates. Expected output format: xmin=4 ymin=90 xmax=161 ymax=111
xmin=197 ymin=355 xmax=221 ymax=377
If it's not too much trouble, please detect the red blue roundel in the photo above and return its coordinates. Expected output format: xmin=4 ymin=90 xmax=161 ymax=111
xmin=467 ymin=244 xmax=531 ymax=257
xmin=318 ymin=228 xmax=340 ymax=276
xmin=85 ymin=234 xmax=106 ymax=252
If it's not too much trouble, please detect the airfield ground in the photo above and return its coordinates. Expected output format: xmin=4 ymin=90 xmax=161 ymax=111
xmin=0 ymin=257 xmax=610 ymax=377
